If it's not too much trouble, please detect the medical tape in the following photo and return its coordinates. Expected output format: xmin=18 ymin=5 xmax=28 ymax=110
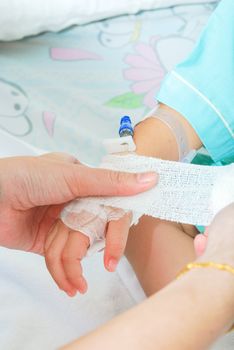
xmin=61 ymin=154 xmax=234 ymax=256
xmin=146 ymin=106 xmax=191 ymax=161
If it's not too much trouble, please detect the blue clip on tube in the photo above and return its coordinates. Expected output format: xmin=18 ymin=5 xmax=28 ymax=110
xmin=119 ymin=116 xmax=134 ymax=137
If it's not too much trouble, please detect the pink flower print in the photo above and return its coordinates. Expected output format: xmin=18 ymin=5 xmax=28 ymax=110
xmin=123 ymin=41 xmax=165 ymax=109
xmin=43 ymin=111 xmax=56 ymax=137
xmin=50 ymin=48 xmax=102 ymax=61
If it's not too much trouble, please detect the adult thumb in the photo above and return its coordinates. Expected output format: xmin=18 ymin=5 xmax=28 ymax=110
xmin=41 ymin=152 xmax=158 ymax=197
xmin=68 ymin=164 xmax=158 ymax=197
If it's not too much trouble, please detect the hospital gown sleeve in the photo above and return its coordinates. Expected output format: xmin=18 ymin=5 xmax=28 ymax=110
xmin=157 ymin=0 xmax=234 ymax=163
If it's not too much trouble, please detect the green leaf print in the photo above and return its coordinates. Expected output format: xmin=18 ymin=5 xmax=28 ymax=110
xmin=105 ymin=92 xmax=144 ymax=109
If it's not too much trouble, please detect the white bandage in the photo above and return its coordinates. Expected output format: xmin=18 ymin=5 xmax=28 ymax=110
xmin=61 ymin=202 xmax=129 ymax=256
xmin=61 ymin=154 xmax=234 ymax=256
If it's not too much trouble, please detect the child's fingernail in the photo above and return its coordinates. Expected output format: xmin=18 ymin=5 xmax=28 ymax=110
xmin=78 ymin=278 xmax=88 ymax=294
xmin=79 ymin=287 xmax=87 ymax=294
xmin=137 ymin=172 xmax=158 ymax=184
xmin=108 ymin=258 xmax=118 ymax=272
xmin=67 ymin=290 xmax=77 ymax=297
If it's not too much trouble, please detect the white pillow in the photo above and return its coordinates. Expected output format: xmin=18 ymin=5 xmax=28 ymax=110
xmin=0 ymin=0 xmax=213 ymax=41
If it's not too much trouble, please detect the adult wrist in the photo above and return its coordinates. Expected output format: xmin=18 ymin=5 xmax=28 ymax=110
xmin=198 ymin=252 xmax=234 ymax=276
xmin=178 ymin=265 xmax=234 ymax=333
xmin=180 ymin=260 xmax=234 ymax=288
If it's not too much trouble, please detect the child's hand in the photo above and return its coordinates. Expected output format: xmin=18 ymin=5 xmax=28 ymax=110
xmin=44 ymin=213 xmax=131 ymax=297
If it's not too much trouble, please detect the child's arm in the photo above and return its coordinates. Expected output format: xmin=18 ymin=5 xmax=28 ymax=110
xmin=124 ymin=104 xmax=202 ymax=295
xmin=133 ymin=103 xmax=202 ymax=160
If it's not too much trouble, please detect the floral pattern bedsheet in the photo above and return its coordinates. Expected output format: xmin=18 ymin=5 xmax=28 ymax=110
xmin=0 ymin=2 xmax=217 ymax=165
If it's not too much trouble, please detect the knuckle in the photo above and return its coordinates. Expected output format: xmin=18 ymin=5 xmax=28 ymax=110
xmin=80 ymin=234 xmax=90 ymax=249
xmin=109 ymin=170 xmax=122 ymax=185
xmin=108 ymin=241 xmax=124 ymax=257
xmin=45 ymin=249 xmax=57 ymax=264
xmin=61 ymin=253 xmax=74 ymax=264
xmin=108 ymin=171 xmax=130 ymax=194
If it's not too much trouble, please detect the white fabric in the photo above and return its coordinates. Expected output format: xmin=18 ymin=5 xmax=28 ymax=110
xmin=0 ymin=248 xmax=137 ymax=350
xmin=99 ymin=155 xmax=234 ymax=225
xmin=0 ymin=129 xmax=45 ymax=158
xmin=61 ymin=203 xmax=128 ymax=256
xmin=0 ymin=0 xmax=214 ymax=41
xmin=61 ymin=154 xmax=234 ymax=255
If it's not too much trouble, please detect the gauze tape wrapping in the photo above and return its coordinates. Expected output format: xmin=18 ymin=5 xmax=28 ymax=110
xmin=61 ymin=154 xmax=234 ymax=255
xmin=61 ymin=202 xmax=129 ymax=256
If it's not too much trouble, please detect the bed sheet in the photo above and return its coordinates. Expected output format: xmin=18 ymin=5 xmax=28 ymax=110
xmin=1 ymin=2 xmax=233 ymax=349
xmin=0 ymin=2 xmax=218 ymax=167
xmin=0 ymin=248 xmax=142 ymax=350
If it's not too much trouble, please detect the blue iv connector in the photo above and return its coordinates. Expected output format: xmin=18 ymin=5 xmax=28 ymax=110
xmin=119 ymin=115 xmax=134 ymax=137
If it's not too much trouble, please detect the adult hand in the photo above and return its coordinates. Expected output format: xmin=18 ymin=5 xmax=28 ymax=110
xmin=0 ymin=153 xmax=157 ymax=255
xmin=195 ymin=204 xmax=234 ymax=265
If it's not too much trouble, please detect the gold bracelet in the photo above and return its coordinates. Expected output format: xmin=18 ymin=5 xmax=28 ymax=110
xmin=177 ymin=262 xmax=234 ymax=333
xmin=177 ymin=262 xmax=234 ymax=279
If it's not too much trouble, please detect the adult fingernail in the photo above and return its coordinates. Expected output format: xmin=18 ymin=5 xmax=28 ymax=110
xmin=137 ymin=172 xmax=158 ymax=184
xmin=108 ymin=258 xmax=118 ymax=272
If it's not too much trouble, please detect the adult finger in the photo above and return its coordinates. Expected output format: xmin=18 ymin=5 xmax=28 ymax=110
xmin=12 ymin=157 xmax=158 ymax=208
xmin=40 ymin=151 xmax=158 ymax=194
xmin=66 ymin=165 xmax=158 ymax=197
xmin=194 ymin=232 xmax=208 ymax=257
xmin=104 ymin=213 xmax=132 ymax=272
xmin=39 ymin=152 xmax=80 ymax=164
xmin=62 ymin=231 xmax=89 ymax=294
xmin=200 ymin=204 xmax=234 ymax=263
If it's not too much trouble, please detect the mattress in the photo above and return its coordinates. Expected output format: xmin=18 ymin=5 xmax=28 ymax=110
xmin=0 ymin=2 xmax=233 ymax=349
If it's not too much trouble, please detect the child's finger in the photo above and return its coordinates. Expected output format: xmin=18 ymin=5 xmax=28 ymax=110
xmin=45 ymin=221 xmax=77 ymax=296
xmin=104 ymin=213 xmax=132 ymax=272
xmin=44 ymin=219 xmax=61 ymax=253
xmin=62 ymin=231 xmax=89 ymax=294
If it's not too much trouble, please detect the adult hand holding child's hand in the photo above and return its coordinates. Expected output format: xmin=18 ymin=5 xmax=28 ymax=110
xmin=0 ymin=152 xmax=157 ymax=296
